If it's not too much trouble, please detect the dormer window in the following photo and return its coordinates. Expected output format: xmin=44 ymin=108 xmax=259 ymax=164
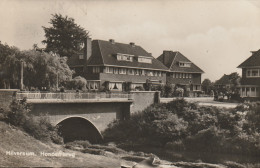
xmin=179 ymin=61 xmax=191 ymax=67
xmin=138 ymin=56 xmax=152 ymax=64
xmin=117 ymin=53 xmax=134 ymax=62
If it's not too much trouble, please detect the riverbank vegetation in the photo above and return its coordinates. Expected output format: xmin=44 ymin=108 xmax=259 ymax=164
xmin=104 ymin=99 xmax=260 ymax=160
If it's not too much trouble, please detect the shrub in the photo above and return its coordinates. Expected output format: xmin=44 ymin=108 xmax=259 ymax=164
xmin=4 ymin=100 xmax=63 ymax=144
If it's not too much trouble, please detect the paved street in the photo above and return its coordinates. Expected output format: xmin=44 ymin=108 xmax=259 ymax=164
xmin=161 ymin=97 xmax=239 ymax=108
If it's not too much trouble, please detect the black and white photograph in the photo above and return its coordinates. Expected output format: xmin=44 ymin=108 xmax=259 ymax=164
xmin=0 ymin=0 xmax=260 ymax=167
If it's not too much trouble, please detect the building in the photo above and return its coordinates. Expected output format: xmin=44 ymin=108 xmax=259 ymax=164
xmin=237 ymin=50 xmax=260 ymax=99
xmin=68 ymin=38 xmax=168 ymax=91
xmin=157 ymin=51 xmax=204 ymax=95
xmin=214 ymin=74 xmax=234 ymax=89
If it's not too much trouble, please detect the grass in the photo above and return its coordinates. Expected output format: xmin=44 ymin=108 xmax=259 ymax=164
xmin=0 ymin=121 xmax=120 ymax=167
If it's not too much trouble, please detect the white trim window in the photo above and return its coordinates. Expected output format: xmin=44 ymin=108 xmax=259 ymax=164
xmin=113 ymin=67 xmax=119 ymax=74
xmin=119 ymin=68 xmax=126 ymax=74
xmin=246 ymin=69 xmax=260 ymax=77
xmin=106 ymin=67 xmax=113 ymax=73
xmin=93 ymin=66 xmax=100 ymax=73
xmin=179 ymin=61 xmax=191 ymax=67
xmin=128 ymin=69 xmax=134 ymax=75
xmin=109 ymin=82 xmax=123 ymax=91
xmin=87 ymin=81 xmax=100 ymax=90
xmin=117 ymin=53 xmax=134 ymax=62
xmin=140 ymin=69 xmax=145 ymax=76
xmin=138 ymin=57 xmax=152 ymax=64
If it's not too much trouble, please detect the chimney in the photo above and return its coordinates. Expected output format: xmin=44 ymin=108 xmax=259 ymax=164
xmin=162 ymin=50 xmax=171 ymax=65
xmin=84 ymin=37 xmax=92 ymax=63
xmin=109 ymin=39 xmax=115 ymax=44
xmin=129 ymin=42 xmax=135 ymax=47
xmin=250 ymin=51 xmax=257 ymax=55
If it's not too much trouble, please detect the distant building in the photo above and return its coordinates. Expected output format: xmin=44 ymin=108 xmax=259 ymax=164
xmin=237 ymin=50 xmax=260 ymax=99
xmin=214 ymin=74 xmax=233 ymax=89
xmin=157 ymin=51 xmax=204 ymax=96
xmin=68 ymin=38 xmax=168 ymax=91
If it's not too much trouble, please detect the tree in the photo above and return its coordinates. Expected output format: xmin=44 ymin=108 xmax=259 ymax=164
xmin=19 ymin=50 xmax=73 ymax=90
xmin=202 ymin=78 xmax=213 ymax=94
xmin=229 ymin=72 xmax=241 ymax=92
xmin=0 ymin=42 xmax=21 ymax=89
xmin=42 ymin=14 xmax=89 ymax=57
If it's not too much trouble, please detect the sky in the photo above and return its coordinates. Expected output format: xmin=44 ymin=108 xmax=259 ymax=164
xmin=0 ymin=0 xmax=260 ymax=81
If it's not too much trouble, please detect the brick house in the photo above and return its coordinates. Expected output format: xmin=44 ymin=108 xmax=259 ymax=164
xmin=157 ymin=51 xmax=204 ymax=95
xmin=237 ymin=50 xmax=260 ymax=99
xmin=214 ymin=74 xmax=233 ymax=89
xmin=68 ymin=38 xmax=168 ymax=91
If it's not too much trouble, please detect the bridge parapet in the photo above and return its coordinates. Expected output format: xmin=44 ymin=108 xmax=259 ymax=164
xmin=16 ymin=92 xmax=133 ymax=101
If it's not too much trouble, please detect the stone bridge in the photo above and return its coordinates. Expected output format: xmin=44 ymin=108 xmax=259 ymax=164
xmin=7 ymin=91 xmax=160 ymax=143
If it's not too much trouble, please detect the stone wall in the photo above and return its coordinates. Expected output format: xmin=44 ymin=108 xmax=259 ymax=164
xmin=30 ymin=101 xmax=131 ymax=132
xmin=130 ymin=91 xmax=160 ymax=114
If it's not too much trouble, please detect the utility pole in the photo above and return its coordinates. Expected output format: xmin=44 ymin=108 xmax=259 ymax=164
xmin=20 ymin=60 xmax=24 ymax=90
xmin=56 ymin=72 xmax=59 ymax=91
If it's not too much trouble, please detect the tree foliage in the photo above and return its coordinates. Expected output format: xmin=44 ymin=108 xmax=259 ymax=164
xmin=0 ymin=42 xmax=21 ymax=88
xmin=19 ymin=50 xmax=73 ymax=90
xmin=42 ymin=14 xmax=89 ymax=57
xmin=104 ymin=99 xmax=260 ymax=156
xmin=0 ymin=41 xmax=73 ymax=90
xmin=202 ymin=78 xmax=213 ymax=94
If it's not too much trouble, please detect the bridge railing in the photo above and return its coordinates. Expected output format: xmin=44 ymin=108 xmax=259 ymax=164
xmin=16 ymin=92 xmax=133 ymax=100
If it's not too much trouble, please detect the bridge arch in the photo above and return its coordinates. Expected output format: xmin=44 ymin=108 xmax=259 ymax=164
xmin=56 ymin=116 xmax=103 ymax=143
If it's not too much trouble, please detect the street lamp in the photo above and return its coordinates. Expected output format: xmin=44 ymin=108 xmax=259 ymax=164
xmin=20 ymin=60 xmax=24 ymax=90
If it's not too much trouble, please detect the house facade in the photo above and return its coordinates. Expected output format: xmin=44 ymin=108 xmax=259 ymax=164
xmin=237 ymin=50 xmax=260 ymax=99
xmin=68 ymin=38 xmax=168 ymax=91
xmin=157 ymin=51 xmax=204 ymax=95
xmin=214 ymin=74 xmax=233 ymax=89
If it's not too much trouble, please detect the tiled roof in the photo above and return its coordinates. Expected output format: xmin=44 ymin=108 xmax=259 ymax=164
xmin=214 ymin=74 xmax=232 ymax=85
xmin=87 ymin=40 xmax=169 ymax=71
xmin=157 ymin=51 xmax=204 ymax=73
xmin=237 ymin=49 xmax=260 ymax=68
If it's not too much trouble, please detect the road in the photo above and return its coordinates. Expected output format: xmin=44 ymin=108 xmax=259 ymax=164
xmin=160 ymin=97 xmax=239 ymax=108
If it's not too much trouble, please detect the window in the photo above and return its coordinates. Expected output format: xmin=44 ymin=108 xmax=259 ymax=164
xmin=158 ymin=71 xmax=162 ymax=77
xmin=119 ymin=68 xmax=126 ymax=74
xmin=176 ymin=73 xmax=179 ymax=78
xmin=93 ymin=66 xmax=100 ymax=73
xmin=128 ymin=69 xmax=134 ymax=75
xmin=109 ymin=82 xmax=123 ymax=91
xmin=117 ymin=53 xmax=134 ymax=62
xmin=246 ymin=69 xmax=260 ymax=77
xmin=79 ymin=54 xmax=84 ymax=60
xmin=87 ymin=81 xmax=100 ymax=90
xmin=252 ymin=70 xmax=259 ymax=77
xmin=113 ymin=68 xmax=118 ymax=74
xmin=106 ymin=67 xmax=113 ymax=73
xmin=179 ymin=62 xmax=191 ymax=67
xmin=138 ymin=57 xmax=152 ymax=64
xmin=180 ymin=73 xmax=183 ymax=78
xmin=189 ymin=74 xmax=192 ymax=78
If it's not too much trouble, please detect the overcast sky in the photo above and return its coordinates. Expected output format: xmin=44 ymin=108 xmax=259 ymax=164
xmin=1 ymin=0 xmax=260 ymax=81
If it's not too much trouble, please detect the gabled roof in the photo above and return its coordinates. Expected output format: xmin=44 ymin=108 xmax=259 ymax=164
xmin=214 ymin=74 xmax=232 ymax=85
xmin=87 ymin=40 xmax=169 ymax=71
xmin=157 ymin=51 xmax=204 ymax=73
xmin=237 ymin=49 xmax=260 ymax=68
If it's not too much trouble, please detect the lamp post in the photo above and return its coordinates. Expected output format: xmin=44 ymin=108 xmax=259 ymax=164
xmin=20 ymin=60 xmax=24 ymax=90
